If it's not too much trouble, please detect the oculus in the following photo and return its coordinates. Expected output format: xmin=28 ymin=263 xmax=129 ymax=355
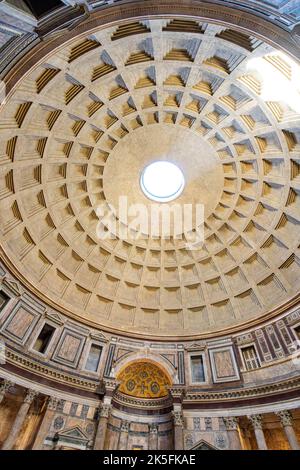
xmin=140 ymin=161 xmax=185 ymax=202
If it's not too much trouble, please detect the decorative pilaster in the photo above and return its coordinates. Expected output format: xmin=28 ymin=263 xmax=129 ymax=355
xmin=172 ymin=410 xmax=184 ymax=450
xmin=248 ymin=414 xmax=268 ymax=450
xmin=169 ymin=385 xmax=185 ymax=451
xmin=118 ymin=420 xmax=130 ymax=450
xmin=148 ymin=423 xmax=159 ymax=450
xmin=32 ymin=396 xmax=60 ymax=450
xmin=276 ymin=410 xmax=300 ymax=450
xmin=93 ymin=378 xmax=118 ymax=450
xmin=0 ymin=380 xmax=14 ymax=404
xmin=2 ymin=388 xmax=38 ymax=450
xmin=94 ymin=404 xmax=111 ymax=450
xmin=223 ymin=417 xmax=242 ymax=450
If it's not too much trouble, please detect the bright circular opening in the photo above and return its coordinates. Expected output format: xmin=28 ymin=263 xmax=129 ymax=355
xmin=140 ymin=161 xmax=185 ymax=202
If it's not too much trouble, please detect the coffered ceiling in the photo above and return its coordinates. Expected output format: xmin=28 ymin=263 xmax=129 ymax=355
xmin=0 ymin=18 xmax=300 ymax=337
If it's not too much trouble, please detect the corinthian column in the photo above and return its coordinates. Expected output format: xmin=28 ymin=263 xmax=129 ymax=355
xmin=2 ymin=389 xmax=38 ymax=450
xmin=276 ymin=410 xmax=300 ymax=450
xmin=32 ymin=396 xmax=60 ymax=450
xmin=223 ymin=417 xmax=242 ymax=450
xmin=248 ymin=414 xmax=268 ymax=450
xmin=118 ymin=420 xmax=130 ymax=450
xmin=0 ymin=380 xmax=14 ymax=404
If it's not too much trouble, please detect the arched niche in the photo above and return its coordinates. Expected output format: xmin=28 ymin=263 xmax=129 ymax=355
xmin=115 ymin=359 xmax=172 ymax=399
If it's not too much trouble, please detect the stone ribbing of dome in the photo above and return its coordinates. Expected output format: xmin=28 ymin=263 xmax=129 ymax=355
xmin=0 ymin=18 xmax=300 ymax=337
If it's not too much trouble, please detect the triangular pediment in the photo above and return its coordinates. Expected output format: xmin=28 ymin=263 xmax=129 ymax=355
xmin=185 ymin=342 xmax=206 ymax=351
xmin=91 ymin=331 xmax=108 ymax=342
xmin=190 ymin=439 xmax=218 ymax=450
xmin=58 ymin=426 xmax=88 ymax=441
xmin=2 ymin=278 xmax=22 ymax=296
xmin=45 ymin=311 xmax=64 ymax=326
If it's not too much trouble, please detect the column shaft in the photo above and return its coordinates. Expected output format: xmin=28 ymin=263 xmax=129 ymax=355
xmin=284 ymin=425 xmax=300 ymax=450
xmin=277 ymin=411 xmax=300 ymax=450
xmin=254 ymin=428 xmax=268 ymax=450
xmin=248 ymin=414 xmax=268 ymax=450
xmin=2 ymin=397 xmax=33 ymax=450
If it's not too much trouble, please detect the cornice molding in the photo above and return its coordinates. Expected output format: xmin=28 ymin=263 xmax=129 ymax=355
xmin=113 ymin=389 xmax=173 ymax=409
xmin=2 ymin=347 xmax=99 ymax=391
xmin=1 ymin=347 xmax=299 ymax=406
xmin=184 ymin=376 xmax=300 ymax=402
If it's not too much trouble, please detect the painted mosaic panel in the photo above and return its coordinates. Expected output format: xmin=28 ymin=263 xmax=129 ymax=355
xmin=117 ymin=361 xmax=171 ymax=398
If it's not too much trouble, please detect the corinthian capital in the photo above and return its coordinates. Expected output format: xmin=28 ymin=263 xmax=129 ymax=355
xmin=24 ymin=389 xmax=39 ymax=404
xmin=248 ymin=414 xmax=263 ymax=430
xmin=172 ymin=410 xmax=184 ymax=427
xmin=100 ymin=404 xmax=111 ymax=418
xmin=149 ymin=423 xmax=158 ymax=434
xmin=121 ymin=420 xmax=130 ymax=433
xmin=0 ymin=380 xmax=14 ymax=404
xmin=0 ymin=379 xmax=14 ymax=395
xmin=276 ymin=410 xmax=293 ymax=427
xmin=47 ymin=396 xmax=61 ymax=411
xmin=223 ymin=416 xmax=239 ymax=431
